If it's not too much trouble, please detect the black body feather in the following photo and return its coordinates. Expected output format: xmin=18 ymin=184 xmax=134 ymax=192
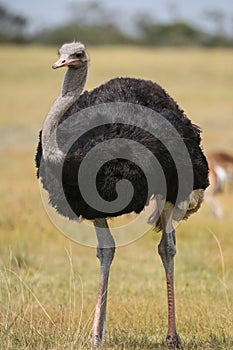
xmin=36 ymin=77 xmax=209 ymax=221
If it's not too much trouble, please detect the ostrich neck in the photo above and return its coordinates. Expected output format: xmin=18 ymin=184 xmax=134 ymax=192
xmin=42 ymin=64 xmax=88 ymax=162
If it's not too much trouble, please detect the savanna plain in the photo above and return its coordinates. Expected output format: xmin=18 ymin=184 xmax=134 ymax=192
xmin=0 ymin=45 xmax=233 ymax=349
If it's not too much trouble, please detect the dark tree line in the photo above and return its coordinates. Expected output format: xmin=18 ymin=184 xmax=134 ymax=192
xmin=0 ymin=2 xmax=233 ymax=47
xmin=0 ymin=4 xmax=27 ymax=43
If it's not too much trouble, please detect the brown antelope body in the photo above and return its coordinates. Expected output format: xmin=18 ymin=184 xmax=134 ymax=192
xmin=205 ymin=152 xmax=233 ymax=217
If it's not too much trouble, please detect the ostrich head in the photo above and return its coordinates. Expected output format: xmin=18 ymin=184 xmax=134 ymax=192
xmin=52 ymin=41 xmax=89 ymax=69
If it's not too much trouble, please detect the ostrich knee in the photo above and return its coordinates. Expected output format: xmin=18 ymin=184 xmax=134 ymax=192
xmin=97 ymin=246 xmax=115 ymax=267
xmin=158 ymin=228 xmax=176 ymax=273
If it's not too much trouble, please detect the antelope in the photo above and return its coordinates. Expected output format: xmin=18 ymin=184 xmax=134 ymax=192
xmin=205 ymin=151 xmax=233 ymax=217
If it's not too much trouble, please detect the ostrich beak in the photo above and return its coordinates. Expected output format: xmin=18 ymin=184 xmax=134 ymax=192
xmin=52 ymin=56 xmax=79 ymax=69
xmin=52 ymin=56 xmax=67 ymax=69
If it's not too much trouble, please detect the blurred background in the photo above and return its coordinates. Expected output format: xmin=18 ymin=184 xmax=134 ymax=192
xmin=0 ymin=1 xmax=233 ymax=349
xmin=1 ymin=0 xmax=233 ymax=46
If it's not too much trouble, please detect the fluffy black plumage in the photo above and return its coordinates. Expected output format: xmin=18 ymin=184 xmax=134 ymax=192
xmin=36 ymin=77 xmax=209 ymax=223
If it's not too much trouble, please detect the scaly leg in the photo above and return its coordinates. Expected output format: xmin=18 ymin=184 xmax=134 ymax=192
xmin=91 ymin=218 xmax=115 ymax=348
xmin=158 ymin=203 xmax=182 ymax=349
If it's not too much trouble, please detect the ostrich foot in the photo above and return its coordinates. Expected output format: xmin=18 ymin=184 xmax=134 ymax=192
xmin=91 ymin=333 xmax=104 ymax=348
xmin=166 ymin=332 xmax=182 ymax=349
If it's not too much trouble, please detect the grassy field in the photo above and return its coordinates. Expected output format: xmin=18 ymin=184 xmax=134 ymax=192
xmin=0 ymin=45 xmax=233 ymax=349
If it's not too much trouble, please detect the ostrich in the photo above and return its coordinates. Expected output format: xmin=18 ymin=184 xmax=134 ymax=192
xmin=35 ymin=42 xmax=209 ymax=349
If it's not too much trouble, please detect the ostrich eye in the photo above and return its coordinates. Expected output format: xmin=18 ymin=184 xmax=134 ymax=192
xmin=75 ymin=51 xmax=84 ymax=58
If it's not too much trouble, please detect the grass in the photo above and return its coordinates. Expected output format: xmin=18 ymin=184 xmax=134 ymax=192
xmin=0 ymin=44 xmax=233 ymax=349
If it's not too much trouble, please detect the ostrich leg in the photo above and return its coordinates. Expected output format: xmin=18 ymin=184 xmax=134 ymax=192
xmin=158 ymin=204 xmax=182 ymax=350
xmin=92 ymin=218 xmax=115 ymax=347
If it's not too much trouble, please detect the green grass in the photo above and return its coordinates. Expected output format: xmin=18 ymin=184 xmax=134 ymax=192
xmin=0 ymin=45 xmax=233 ymax=349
